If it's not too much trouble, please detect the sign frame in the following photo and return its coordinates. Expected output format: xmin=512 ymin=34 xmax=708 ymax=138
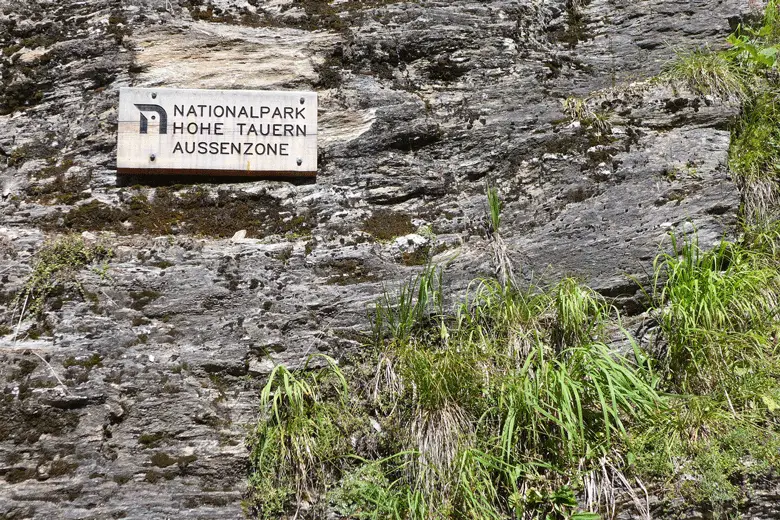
xmin=117 ymin=87 xmax=317 ymax=177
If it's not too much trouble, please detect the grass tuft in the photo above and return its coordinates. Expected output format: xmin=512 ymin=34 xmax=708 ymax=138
xmin=650 ymin=234 xmax=780 ymax=394
xmin=245 ymin=355 xmax=352 ymax=519
xmin=665 ymin=48 xmax=747 ymax=100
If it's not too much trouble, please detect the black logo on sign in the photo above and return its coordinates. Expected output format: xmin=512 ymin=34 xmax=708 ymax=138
xmin=134 ymin=104 xmax=168 ymax=134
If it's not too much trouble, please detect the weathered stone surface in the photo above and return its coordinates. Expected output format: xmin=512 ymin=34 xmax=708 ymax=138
xmin=0 ymin=0 xmax=752 ymax=517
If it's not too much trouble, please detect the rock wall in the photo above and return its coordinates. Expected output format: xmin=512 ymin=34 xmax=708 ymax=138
xmin=0 ymin=0 xmax=748 ymax=518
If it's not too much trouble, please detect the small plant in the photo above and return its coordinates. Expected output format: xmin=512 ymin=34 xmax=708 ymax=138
xmin=727 ymin=0 xmax=780 ymax=71
xmin=561 ymin=97 xmax=612 ymax=136
xmin=665 ymin=48 xmax=746 ymax=100
xmin=372 ymin=264 xmax=442 ymax=348
xmin=562 ymin=96 xmax=589 ymax=122
xmin=12 ymin=234 xmax=112 ymax=324
xmin=486 ymin=184 xmax=515 ymax=286
xmin=245 ymin=355 xmax=352 ymax=519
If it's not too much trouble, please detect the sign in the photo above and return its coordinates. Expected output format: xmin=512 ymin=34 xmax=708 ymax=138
xmin=117 ymin=87 xmax=317 ymax=177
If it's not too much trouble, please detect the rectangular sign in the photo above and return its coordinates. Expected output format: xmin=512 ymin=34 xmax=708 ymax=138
xmin=117 ymin=87 xmax=317 ymax=177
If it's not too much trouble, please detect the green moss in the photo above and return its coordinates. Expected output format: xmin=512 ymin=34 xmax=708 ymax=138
xmin=0 ymin=81 xmax=46 ymax=115
xmin=8 ymin=141 xmax=57 ymax=168
xmin=28 ymin=379 xmax=56 ymax=389
xmin=48 ymin=459 xmax=79 ymax=477
xmin=362 ymin=210 xmax=414 ymax=241
xmin=106 ymin=11 xmax=129 ymax=44
xmin=42 ymin=188 xmax=316 ymax=239
xmin=11 ymin=358 xmax=39 ymax=381
xmin=113 ymin=474 xmax=132 ymax=485
xmin=0 ymin=403 xmax=79 ymax=444
xmin=132 ymin=316 xmax=151 ymax=327
xmin=139 ymin=432 xmax=168 ymax=448
xmin=20 ymin=34 xmax=59 ymax=49
xmin=171 ymin=362 xmax=189 ymax=374
xmin=34 ymin=182 xmax=89 ymax=206
xmin=401 ymin=247 xmax=430 ymax=266
xmin=14 ymin=234 xmax=112 ymax=319
xmin=273 ymin=246 xmax=294 ymax=264
xmin=550 ymin=0 xmax=594 ymax=49
xmin=5 ymin=467 xmax=36 ymax=483
xmin=150 ymin=452 xmax=197 ymax=469
xmin=179 ymin=454 xmax=198 ymax=467
xmin=144 ymin=470 xmax=163 ymax=483
xmin=274 ymin=0 xmax=346 ymax=32
xmin=26 ymin=159 xmax=88 ymax=205
xmin=322 ymin=259 xmax=380 ymax=285
xmin=314 ymin=52 xmax=344 ymax=89
xmin=152 ymin=260 xmax=174 ymax=269
xmin=130 ymin=290 xmax=161 ymax=310
xmin=62 ymin=353 xmax=102 ymax=370
xmin=426 ymin=56 xmax=467 ymax=83
xmin=184 ymin=0 xmax=265 ymax=26
xmin=3 ymin=44 xmax=22 ymax=57
xmin=162 ymin=383 xmax=181 ymax=394
xmin=150 ymin=452 xmax=177 ymax=468
xmin=181 ymin=0 xmax=407 ymax=34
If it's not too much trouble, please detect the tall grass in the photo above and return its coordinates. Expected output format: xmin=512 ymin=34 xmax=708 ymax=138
xmin=631 ymin=231 xmax=780 ymax=513
xmin=550 ymin=278 xmax=612 ymax=350
xmin=650 ymin=234 xmax=780 ymax=393
xmin=368 ymin=268 xmax=660 ymax=518
xmin=245 ymin=355 xmax=350 ymax=519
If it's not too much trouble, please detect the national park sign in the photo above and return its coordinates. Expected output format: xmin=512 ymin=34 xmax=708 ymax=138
xmin=117 ymin=88 xmax=317 ymax=177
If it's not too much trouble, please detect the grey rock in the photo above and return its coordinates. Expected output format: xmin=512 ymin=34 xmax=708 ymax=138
xmin=0 ymin=0 xmax=753 ymax=517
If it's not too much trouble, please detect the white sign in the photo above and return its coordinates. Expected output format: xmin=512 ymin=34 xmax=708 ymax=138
xmin=117 ymin=87 xmax=317 ymax=177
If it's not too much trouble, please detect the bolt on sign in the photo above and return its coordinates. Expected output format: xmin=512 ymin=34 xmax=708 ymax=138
xmin=117 ymin=87 xmax=317 ymax=177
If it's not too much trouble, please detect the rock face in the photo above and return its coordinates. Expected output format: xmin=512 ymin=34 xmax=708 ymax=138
xmin=0 ymin=0 xmax=748 ymax=518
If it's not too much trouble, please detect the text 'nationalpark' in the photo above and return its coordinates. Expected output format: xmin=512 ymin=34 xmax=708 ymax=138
xmin=170 ymin=103 xmax=308 ymax=157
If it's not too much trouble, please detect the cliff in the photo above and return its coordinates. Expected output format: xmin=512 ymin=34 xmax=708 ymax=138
xmin=0 ymin=0 xmax=752 ymax=518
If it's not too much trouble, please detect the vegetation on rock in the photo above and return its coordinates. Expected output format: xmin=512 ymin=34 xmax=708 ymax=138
xmin=666 ymin=0 xmax=780 ymax=225
xmin=11 ymin=234 xmax=112 ymax=324
xmin=247 ymin=224 xmax=780 ymax=518
xmin=243 ymin=5 xmax=780 ymax=519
